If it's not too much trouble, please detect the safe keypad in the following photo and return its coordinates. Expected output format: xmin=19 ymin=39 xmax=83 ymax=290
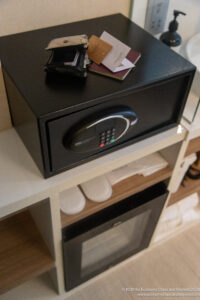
xmin=99 ymin=128 xmax=116 ymax=147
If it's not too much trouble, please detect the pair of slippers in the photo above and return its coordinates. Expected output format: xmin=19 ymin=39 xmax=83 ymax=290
xmin=60 ymin=176 xmax=112 ymax=215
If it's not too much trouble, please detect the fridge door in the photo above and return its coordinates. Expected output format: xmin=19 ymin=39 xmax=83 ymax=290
xmin=62 ymin=182 xmax=168 ymax=290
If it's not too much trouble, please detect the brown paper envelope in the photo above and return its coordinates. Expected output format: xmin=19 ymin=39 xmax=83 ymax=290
xmin=87 ymin=35 xmax=112 ymax=64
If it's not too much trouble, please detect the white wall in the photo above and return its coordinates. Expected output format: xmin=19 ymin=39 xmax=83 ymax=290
xmin=131 ymin=0 xmax=147 ymax=28
xmin=132 ymin=0 xmax=200 ymax=46
xmin=131 ymin=0 xmax=200 ymax=122
xmin=0 ymin=0 xmax=130 ymax=131
xmin=165 ymin=0 xmax=200 ymax=49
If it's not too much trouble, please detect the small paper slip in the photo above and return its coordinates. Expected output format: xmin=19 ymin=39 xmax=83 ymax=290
xmin=87 ymin=35 xmax=112 ymax=64
xmin=100 ymin=31 xmax=130 ymax=72
xmin=114 ymin=58 xmax=134 ymax=73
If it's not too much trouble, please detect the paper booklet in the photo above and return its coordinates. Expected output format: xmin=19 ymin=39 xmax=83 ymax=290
xmin=89 ymin=48 xmax=141 ymax=81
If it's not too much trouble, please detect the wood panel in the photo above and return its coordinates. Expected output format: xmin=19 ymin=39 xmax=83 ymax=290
xmin=61 ymin=166 xmax=172 ymax=227
xmin=168 ymin=176 xmax=200 ymax=207
xmin=0 ymin=211 xmax=55 ymax=295
xmin=185 ymin=136 xmax=200 ymax=157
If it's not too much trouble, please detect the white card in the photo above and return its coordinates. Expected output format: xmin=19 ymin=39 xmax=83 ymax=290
xmin=100 ymin=31 xmax=130 ymax=72
xmin=113 ymin=58 xmax=135 ymax=73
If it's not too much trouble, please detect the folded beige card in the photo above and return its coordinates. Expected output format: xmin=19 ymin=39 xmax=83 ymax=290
xmin=87 ymin=35 xmax=112 ymax=64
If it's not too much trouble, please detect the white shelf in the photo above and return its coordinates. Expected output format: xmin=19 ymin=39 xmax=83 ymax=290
xmin=0 ymin=126 xmax=186 ymax=218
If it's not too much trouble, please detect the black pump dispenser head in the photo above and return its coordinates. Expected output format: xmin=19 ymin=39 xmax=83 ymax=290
xmin=160 ymin=10 xmax=186 ymax=47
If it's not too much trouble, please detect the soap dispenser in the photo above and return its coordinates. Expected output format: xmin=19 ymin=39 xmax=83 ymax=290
xmin=160 ymin=10 xmax=186 ymax=52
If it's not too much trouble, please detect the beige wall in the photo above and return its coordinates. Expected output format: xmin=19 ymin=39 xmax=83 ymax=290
xmin=0 ymin=0 xmax=130 ymax=131
xmin=0 ymin=0 xmax=130 ymax=37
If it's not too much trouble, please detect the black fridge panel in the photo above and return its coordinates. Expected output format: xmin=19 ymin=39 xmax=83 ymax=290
xmin=62 ymin=181 xmax=168 ymax=291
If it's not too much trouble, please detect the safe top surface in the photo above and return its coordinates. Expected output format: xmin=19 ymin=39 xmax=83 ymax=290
xmin=0 ymin=14 xmax=194 ymax=119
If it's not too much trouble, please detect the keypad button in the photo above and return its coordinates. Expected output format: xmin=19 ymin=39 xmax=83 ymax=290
xmin=99 ymin=130 xmax=116 ymax=145
xmin=110 ymin=138 xmax=115 ymax=143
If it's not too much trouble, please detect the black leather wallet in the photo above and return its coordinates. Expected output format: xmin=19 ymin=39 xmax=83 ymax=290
xmin=44 ymin=35 xmax=89 ymax=77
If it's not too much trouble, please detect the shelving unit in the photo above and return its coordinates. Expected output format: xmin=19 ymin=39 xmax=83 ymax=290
xmin=185 ymin=136 xmax=200 ymax=156
xmin=168 ymin=177 xmax=200 ymax=207
xmin=0 ymin=125 xmax=186 ymax=298
xmin=156 ymin=136 xmax=200 ymax=243
xmin=0 ymin=210 xmax=55 ymax=295
xmin=167 ymin=132 xmax=200 ymax=207
xmin=0 ymin=115 xmax=198 ymax=300
xmin=152 ymin=116 xmax=200 ymax=243
xmin=61 ymin=166 xmax=172 ymax=227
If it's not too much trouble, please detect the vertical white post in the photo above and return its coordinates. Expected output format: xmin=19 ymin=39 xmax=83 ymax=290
xmin=48 ymin=192 xmax=65 ymax=295
xmin=130 ymin=0 xmax=148 ymax=27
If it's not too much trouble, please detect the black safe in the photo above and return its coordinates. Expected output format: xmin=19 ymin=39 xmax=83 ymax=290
xmin=0 ymin=14 xmax=195 ymax=178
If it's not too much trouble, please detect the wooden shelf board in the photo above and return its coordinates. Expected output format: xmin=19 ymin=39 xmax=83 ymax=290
xmin=185 ymin=136 xmax=200 ymax=157
xmin=61 ymin=166 xmax=172 ymax=227
xmin=168 ymin=177 xmax=200 ymax=207
xmin=0 ymin=211 xmax=55 ymax=295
